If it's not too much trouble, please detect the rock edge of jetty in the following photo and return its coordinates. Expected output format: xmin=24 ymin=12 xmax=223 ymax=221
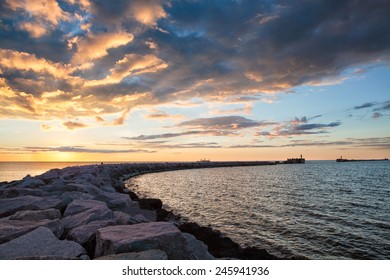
xmin=0 ymin=162 xmax=282 ymax=260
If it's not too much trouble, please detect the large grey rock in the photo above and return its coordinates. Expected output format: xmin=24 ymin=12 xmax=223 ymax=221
xmin=113 ymin=211 xmax=132 ymax=225
xmin=63 ymin=199 xmax=108 ymax=217
xmin=182 ymin=233 xmax=215 ymax=260
xmin=42 ymin=180 xmax=81 ymax=193
xmin=68 ymin=220 xmax=116 ymax=245
xmin=128 ymin=214 xmax=150 ymax=224
xmin=94 ymin=191 xmax=132 ymax=210
xmin=38 ymin=168 xmax=61 ymax=183
xmin=74 ymin=173 xmax=98 ymax=185
xmin=0 ymin=227 xmax=87 ymax=260
xmin=117 ymin=205 xmax=157 ymax=222
xmin=61 ymin=205 xmax=114 ymax=232
xmin=95 ymin=249 xmax=168 ymax=260
xmin=0 ymin=196 xmax=65 ymax=218
xmin=94 ymin=222 xmax=187 ymax=259
xmin=0 ymin=219 xmax=63 ymax=244
xmin=60 ymin=168 xmax=80 ymax=181
xmin=17 ymin=177 xmax=45 ymax=189
xmin=60 ymin=191 xmax=95 ymax=201
xmin=0 ymin=187 xmax=44 ymax=198
xmin=8 ymin=209 xmax=61 ymax=221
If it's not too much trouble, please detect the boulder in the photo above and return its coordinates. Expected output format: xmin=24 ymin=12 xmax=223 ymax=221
xmin=0 ymin=196 xmax=65 ymax=218
xmin=38 ymin=168 xmax=61 ymax=183
xmin=94 ymin=191 xmax=132 ymax=210
xmin=0 ymin=219 xmax=63 ymax=244
xmin=182 ymin=233 xmax=214 ymax=260
xmin=60 ymin=206 xmax=114 ymax=232
xmin=17 ymin=177 xmax=45 ymax=189
xmin=8 ymin=209 xmax=61 ymax=221
xmin=128 ymin=214 xmax=151 ymax=224
xmin=60 ymin=191 xmax=95 ymax=202
xmin=118 ymin=206 xmax=157 ymax=222
xmin=94 ymin=222 xmax=187 ymax=259
xmin=95 ymin=249 xmax=168 ymax=260
xmin=68 ymin=220 xmax=116 ymax=246
xmin=41 ymin=180 xmax=82 ymax=193
xmin=0 ymin=188 xmax=44 ymax=198
xmin=0 ymin=227 xmax=87 ymax=260
xmin=113 ymin=211 xmax=132 ymax=225
xmin=179 ymin=222 xmax=240 ymax=258
xmin=63 ymin=199 xmax=108 ymax=217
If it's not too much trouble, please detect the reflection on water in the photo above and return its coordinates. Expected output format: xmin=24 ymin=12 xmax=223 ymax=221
xmin=130 ymin=161 xmax=390 ymax=259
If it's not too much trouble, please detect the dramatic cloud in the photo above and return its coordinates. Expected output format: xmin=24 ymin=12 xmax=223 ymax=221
xmin=1 ymin=0 xmax=389 ymax=123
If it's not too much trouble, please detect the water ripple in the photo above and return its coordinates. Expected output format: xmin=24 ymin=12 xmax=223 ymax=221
xmin=130 ymin=161 xmax=390 ymax=259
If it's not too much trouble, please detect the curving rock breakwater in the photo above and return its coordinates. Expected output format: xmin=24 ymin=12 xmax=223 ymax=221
xmin=0 ymin=162 xmax=280 ymax=260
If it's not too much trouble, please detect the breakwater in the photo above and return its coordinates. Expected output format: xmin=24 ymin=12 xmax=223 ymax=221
xmin=0 ymin=161 xmax=279 ymax=260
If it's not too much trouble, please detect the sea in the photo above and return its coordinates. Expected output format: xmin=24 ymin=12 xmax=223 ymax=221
xmin=129 ymin=161 xmax=390 ymax=260
xmin=1 ymin=160 xmax=389 ymax=260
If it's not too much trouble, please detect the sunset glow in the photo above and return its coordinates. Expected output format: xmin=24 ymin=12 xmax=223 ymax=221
xmin=0 ymin=0 xmax=389 ymax=162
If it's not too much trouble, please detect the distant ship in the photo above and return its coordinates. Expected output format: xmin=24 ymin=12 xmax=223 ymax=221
xmin=284 ymin=155 xmax=305 ymax=164
xmin=198 ymin=158 xmax=211 ymax=163
xmin=336 ymin=156 xmax=388 ymax=162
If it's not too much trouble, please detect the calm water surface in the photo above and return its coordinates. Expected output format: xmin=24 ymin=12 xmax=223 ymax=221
xmin=130 ymin=161 xmax=390 ymax=259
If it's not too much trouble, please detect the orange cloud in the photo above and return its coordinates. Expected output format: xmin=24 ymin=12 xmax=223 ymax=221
xmin=18 ymin=22 xmax=48 ymax=38
xmin=130 ymin=0 xmax=167 ymax=26
xmin=6 ymin=0 xmax=69 ymax=37
xmin=95 ymin=116 xmax=105 ymax=122
xmin=0 ymin=49 xmax=71 ymax=79
xmin=63 ymin=121 xmax=88 ymax=130
xmin=6 ymin=0 xmax=67 ymax=25
xmin=245 ymin=71 xmax=263 ymax=82
xmin=111 ymin=108 xmax=130 ymax=126
xmin=71 ymin=32 xmax=134 ymax=65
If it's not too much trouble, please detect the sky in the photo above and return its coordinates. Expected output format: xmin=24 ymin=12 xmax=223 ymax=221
xmin=0 ymin=0 xmax=389 ymax=162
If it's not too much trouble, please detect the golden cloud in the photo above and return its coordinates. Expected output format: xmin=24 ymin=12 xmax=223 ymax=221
xmin=6 ymin=0 xmax=68 ymax=25
xmin=130 ymin=0 xmax=167 ymax=26
xmin=18 ymin=21 xmax=48 ymax=38
xmin=71 ymin=32 xmax=134 ymax=65
xmin=6 ymin=0 xmax=69 ymax=37
xmin=0 ymin=49 xmax=71 ymax=79
xmin=86 ymin=53 xmax=168 ymax=86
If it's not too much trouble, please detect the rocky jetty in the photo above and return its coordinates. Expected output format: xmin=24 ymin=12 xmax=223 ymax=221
xmin=0 ymin=162 xmax=279 ymax=260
